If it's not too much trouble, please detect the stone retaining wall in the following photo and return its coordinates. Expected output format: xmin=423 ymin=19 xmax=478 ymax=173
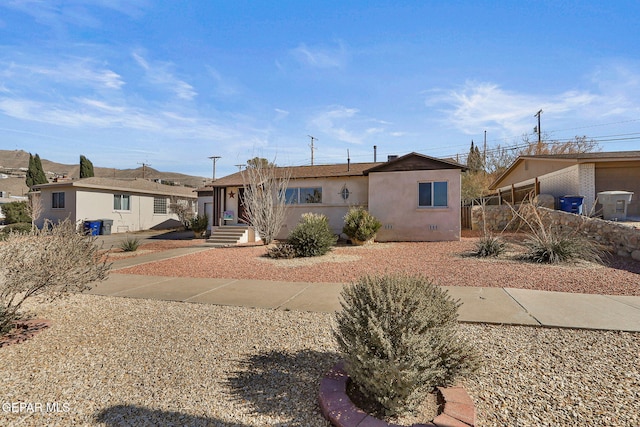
xmin=472 ymin=205 xmax=640 ymax=260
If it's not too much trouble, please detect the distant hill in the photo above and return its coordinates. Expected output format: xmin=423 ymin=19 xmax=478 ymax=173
xmin=0 ymin=150 xmax=207 ymax=197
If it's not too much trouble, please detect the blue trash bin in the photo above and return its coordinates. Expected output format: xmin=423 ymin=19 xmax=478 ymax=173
xmin=83 ymin=220 xmax=102 ymax=236
xmin=559 ymin=196 xmax=584 ymax=214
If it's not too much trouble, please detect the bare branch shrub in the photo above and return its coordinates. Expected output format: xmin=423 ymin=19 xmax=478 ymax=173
xmin=169 ymin=197 xmax=196 ymax=229
xmin=241 ymin=161 xmax=290 ymax=245
xmin=27 ymin=191 xmax=43 ymax=231
xmin=0 ymin=219 xmax=110 ymax=333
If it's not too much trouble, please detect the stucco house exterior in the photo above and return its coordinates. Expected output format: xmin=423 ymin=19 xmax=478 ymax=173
xmin=197 ymin=152 xmax=466 ymax=242
xmin=33 ymin=177 xmax=197 ymax=233
xmin=489 ymin=151 xmax=640 ymax=217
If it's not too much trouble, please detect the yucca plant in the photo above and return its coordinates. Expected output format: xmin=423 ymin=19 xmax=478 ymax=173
xmin=473 ymin=234 xmax=507 ymax=257
xmin=119 ymin=236 xmax=141 ymax=252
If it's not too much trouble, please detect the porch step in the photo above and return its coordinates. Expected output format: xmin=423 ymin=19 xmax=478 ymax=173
xmin=206 ymin=226 xmax=250 ymax=247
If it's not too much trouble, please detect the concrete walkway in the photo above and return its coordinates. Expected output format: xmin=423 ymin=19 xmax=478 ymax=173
xmin=89 ymin=246 xmax=640 ymax=332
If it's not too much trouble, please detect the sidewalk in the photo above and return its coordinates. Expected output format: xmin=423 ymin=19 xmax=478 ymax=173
xmin=89 ymin=247 xmax=640 ymax=332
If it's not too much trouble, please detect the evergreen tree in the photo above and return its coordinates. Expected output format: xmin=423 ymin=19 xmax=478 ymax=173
xmin=80 ymin=155 xmax=95 ymax=178
xmin=25 ymin=153 xmax=48 ymax=188
xmin=33 ymin=154 xmax=48 ymax=185
xmin=467 ymin=141 xmax=484 ymax=172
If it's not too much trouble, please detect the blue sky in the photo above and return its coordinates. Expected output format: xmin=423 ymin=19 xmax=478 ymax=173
xmin=1 ymin=1 xmax=639 ymax=178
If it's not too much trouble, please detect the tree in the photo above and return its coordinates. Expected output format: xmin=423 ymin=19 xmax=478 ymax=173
xmin=80 ymin=155 xmax=95 ymax=178
xmin=27 ymin=192 xmax=43 ymax=230
xmin=246 ymin=157 xmax=273 ymax=169
xmin=466 ymin=140 xmax=484 ymax=172
xmin=25 ymin=153 xmax=48 ymax=188
xmin=240 ymin=160 xmax=290 ymax=245
xmin=0 ymin=219 xmax=110 ymax=333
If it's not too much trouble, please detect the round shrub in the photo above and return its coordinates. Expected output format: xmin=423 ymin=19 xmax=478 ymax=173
xmin=334 ymin=274 xmax=480 ymax=417
xmin=0 ymin=222 xmax=33 ymax=239
xmin=342 ymin=207 xmax=382 ymax=243
xmin=288 ymin=213 xmax=337 ymax=257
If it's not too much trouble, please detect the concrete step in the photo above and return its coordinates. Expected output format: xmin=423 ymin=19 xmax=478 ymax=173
xmin=206 ymin=226 xmax=250 ymax=246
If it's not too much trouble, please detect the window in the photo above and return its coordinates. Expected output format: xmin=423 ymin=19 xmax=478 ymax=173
xmin=52 ymin=192 xmax=65 ymax=209
xmin=418 ymin=182 xmax=448 ymax=207
xmin=154 ymin=197 xmax=167 ymax=214
xmin=113 ymin=194 xmax=130 ymax=211
xmin=285 ymin=187 xmax=322 ymax=204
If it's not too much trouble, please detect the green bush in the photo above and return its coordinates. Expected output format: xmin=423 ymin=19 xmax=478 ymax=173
xmin=266 ymin=242 xmax=297 ymax=259
xmin=0 ymin=222 xmax=33 ymax=239
xmin=119 ymin=236 xmax=141 ymax=252
xmin=342 ymin=207 xmax=382 ymax=243
xmin=2 ymin=201 xmax=31 ymax=224
xmin=473 ymin=234 xmax=507 ymax=257
xmin=334 ymin=274 xmax=480 ymax=417
xmin=190 ymin=213 xmax=209 ymax=237
xmin=288 ymin=213 xmax=337 ymax=257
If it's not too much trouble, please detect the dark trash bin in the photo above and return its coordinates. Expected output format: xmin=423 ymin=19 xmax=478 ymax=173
xmin=100 ymin=219 xmax=113 ymax=235
xmin=83 ymin=220 xmax=102 ymax=236
xmin=559 ymin=195 xmax=584 ymax=214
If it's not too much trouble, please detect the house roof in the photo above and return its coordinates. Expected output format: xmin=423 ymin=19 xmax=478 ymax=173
xmin=33 ymin=177 xmax=197 ymax=198
xmin=202 ymin=161 xmax=383 ymax=189
xmin=490 ymin=150 xmax=640 ymax=190
xmin=198 ymin=152 xmax=466 ymax=191
xmin=363 ymin=152 xmax=466 ymax=175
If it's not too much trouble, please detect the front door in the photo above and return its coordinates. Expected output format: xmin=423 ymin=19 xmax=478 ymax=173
xmin=237 ymin=188 xmax=247 ymax=224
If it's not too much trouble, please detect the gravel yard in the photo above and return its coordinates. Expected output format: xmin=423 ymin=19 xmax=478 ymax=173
xmin=118 ymin=237 xmax=640 ymax=296
xmin=1 ymin=295 xmax=638 ymax=426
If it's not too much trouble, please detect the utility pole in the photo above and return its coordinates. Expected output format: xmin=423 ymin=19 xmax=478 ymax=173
xmin=483 ymin=130 xmax=487 ymax=171
xmin=137 ymin=162 xmax=151 ymax=179
xmin=235 ymin=164 xmax=244 ymax=172
xmin=534 ymin=109 xmax=543 ymax=146
xmin=209 ymin=156 xmax=221 ymax=230
xmin=307 ymin=135 xmax=317 ymax=165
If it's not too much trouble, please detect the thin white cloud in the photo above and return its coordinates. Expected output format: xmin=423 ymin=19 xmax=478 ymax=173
xmin=0 ymin=59 xmax=125 ymax=90
xmin=132 ymin=51 xmax=197 ymax=101
xmin=291 ymin=41 xmax=348 ymax=68
xmin=274 ymin=108 xmax=289 ymax=121
xmin=429 ymin=64 xmax=640 ymax=139
xmin=310 ymin=106 xmax=399 ymax=145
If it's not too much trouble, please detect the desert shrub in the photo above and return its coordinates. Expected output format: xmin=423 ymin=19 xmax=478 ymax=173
xmin=0 ymin=219 xmax=110 ymax=334
xmin=522 ymin=232 xmax=602 ymax=264
xmin=334 ymin=274 xmax=480 ymax=417
xmin=0 ymin=222 xmax=33 ymax=239
xmin=190 ymin=213 xmax=209 ymax=237
xmin=472 ymin=234 xmax=507 ymax=257
xmin=119 ymin=236 xmax=141 ymax=252
xmin=342 ymin=207 xmax=382 ymax=242
xmin=512 ymin=202 xmax=602 ymax=264
xmin=266 ymin=242 xmax=297 ymax=259
xmin=288 ymin=213 xmax=337 ymax=257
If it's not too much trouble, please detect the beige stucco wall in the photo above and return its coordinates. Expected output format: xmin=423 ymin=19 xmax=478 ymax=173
xmin=277 ymin=176 xmax=369 ymax=239
xmin=368 ymin=169 xmax=462 ymax=241
xmin=38 ymin=188 xmax=182 ymax=232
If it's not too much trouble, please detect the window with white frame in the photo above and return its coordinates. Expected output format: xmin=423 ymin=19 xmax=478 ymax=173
xmin=153 ymin=197 xmax=167 ymax=214
xmin=113 ymin=194 xmax=131 ymax=211
xmin=418 ymin=182 xmax=448 ymax=207
xmin=285 ymin=187 xmax=322 ymax=204
xmin=52 ymin=192 xmax=65 ymax=209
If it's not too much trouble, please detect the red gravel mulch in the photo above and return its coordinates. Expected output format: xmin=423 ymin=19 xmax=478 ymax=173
xmin=117 ymin=237 xmax=640 ymax=296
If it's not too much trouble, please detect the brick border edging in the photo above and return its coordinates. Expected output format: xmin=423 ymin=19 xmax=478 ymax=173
xmin=318 ymin=361 xmax=476 ymax=427
xmin=0 ymin=319 xmax=51 ymax=348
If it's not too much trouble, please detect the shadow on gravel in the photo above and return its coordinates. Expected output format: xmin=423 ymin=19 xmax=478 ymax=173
xmin=95 ymin=404 xmax=246 ymax=426
xmin=226 ymin=349 xmax=339 ymax=426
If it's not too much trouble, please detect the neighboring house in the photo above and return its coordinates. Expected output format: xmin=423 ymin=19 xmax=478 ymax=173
xmin=33 ymin=177 xmax=197 ymax=233
xmin=489 ymin=151 xmax=640 ymax=216
xmin=197 ymin=152 xmax=466 ymax=242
